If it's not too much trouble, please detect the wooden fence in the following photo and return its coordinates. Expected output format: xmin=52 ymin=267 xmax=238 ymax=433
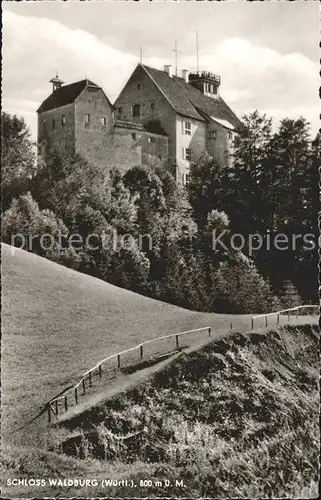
xmin=251 ymin=304 xmax=319 ymax=329
xmin=46 ymin=304 xmax=318 ymax=422
xmin=46 ymin=325 xmax=212 ymax=422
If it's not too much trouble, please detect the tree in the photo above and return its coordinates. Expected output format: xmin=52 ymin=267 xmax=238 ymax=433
xmin=98 ymin=244 xmax=150 ymax=294
xmin=225 ymin=111 xmax=273 ymax=233
xmin=187 ymin=156 xmax=225 ymax=228
xmin=2 ymin=191 xmax=65 ymax=256
xmin=31 ymin=152 xmax=138 ymax=236
xmin=279 ymin=280 xmax=302 ymax=309
xmin=212 ymin=252 xmax=277 ymax=314
xmin=1 ymin=112 xmax=37 ymax=211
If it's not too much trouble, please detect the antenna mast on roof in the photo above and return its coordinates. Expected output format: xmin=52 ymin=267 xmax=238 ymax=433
xmin=140 ymin=46 xmax=143 ymax=64
xmin=196 ymin=32 xmax=199 ymax=74
xmin=173 ymin=40 xmax=181 ymax=76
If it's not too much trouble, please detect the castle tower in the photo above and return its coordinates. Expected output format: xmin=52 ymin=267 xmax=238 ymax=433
xmin=188 ymin=71 xmax=221 ymax=98
xmin=49 ymin=73 xmax=64 ymax=92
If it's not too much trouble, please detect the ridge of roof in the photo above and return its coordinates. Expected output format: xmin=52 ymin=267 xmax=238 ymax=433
xmin=140 ymin=64 xmax=241 ymax=128
xmin=37 ymin=79 xmax=99 ymax=114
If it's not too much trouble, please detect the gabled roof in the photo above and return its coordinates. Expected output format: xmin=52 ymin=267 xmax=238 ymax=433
xmin=141 ymin=64 xmax=242 ymax=129
xmin=37 ymin=79 xmax=111 ymax=114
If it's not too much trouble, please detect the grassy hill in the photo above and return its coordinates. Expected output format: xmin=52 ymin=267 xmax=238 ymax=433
xmin=2 ymin=243 xmax=253 ymax=447
xmin=1 ymin=323 xmax=319 ymax=498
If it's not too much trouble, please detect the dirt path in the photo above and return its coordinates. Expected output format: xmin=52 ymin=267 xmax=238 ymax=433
xmin=54 ymin=316 xmax=317 ymax=426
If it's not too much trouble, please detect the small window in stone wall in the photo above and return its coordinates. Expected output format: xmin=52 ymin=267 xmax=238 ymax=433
xmin=151 ymin=102 xmax=155 ymax=111
xmin=61 ymin=115 xmax=66 ymax=126
xmin=101 ymin=116 xmax=107 ymax=126
xmin=148 ymin=136 xmax=156 ymax=144
xmin=132 ymin=133 xmax=137 ymax=141
xmin=209 ymin=130 xmax=217 ymax=140
xmin=85 ymin=113 xmax=90 ymax=126
xmin=132 ymin=104 xmax=141 ymax=118
xmin=52 ymin=119 xmax=56 ymax=130
xmin=137 ymin=84 xmax=142 ymax=91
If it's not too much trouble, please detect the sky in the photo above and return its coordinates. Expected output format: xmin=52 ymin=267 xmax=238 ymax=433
xmin=2 ymin=2 xmax=319 ymax=140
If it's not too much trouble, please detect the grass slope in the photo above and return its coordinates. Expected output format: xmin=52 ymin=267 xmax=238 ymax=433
xmin=1 ymin=324 xmax=319 ymax=498
xmin=1 ymin=243 xmax=252 ymax=447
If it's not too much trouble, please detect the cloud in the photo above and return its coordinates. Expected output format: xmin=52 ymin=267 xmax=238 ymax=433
xmin=181 ymin=37 xmax=318 ymax=128
xmin=2 ymin=11 xmax=319 ymax=140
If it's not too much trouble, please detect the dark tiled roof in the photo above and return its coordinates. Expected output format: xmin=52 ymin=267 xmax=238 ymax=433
xmin=141 ymin=64 xmax=242 ymax=129
xmin=37 ymin=80 xmax=98 ymax=113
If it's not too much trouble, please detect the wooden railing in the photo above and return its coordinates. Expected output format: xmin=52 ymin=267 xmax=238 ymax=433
xmin=46 ymin=304 xmax=319 ymax=422
xmin=251 ymin=304 xmax=319 ymax=329
xmin=46 ymin=326 xmax=212 ymax=422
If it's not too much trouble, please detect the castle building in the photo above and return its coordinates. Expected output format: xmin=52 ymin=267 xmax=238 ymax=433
xmin=37 ymin=63 xmax=241 ymax=183
xmin=37 ymin=75 xmax=168 ymax=175
xmin=114 ymin=63 xmax=242 ymax=183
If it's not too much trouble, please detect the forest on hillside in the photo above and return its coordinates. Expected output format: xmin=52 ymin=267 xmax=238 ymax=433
xmin=1 ymin=111 xmax=319 ymax=313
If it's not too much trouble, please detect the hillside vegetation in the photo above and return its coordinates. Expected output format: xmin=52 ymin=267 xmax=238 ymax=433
xmin=1 ymin=242 xmax=252 ymax=448
xmin=1 ymin=323 xmax=319 ymax=498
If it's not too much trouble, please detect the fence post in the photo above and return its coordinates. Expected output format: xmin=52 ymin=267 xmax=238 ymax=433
xmin=277 ymin=314 xmax=280 ymax=325
xmin=55 ymin=399 xmax=58 ymax=416
xmin=288 ymin=311 xmax=290 ymax=322
xmin=251 ymin=317 xmax=254 ymax=329
xmin=98 ymin=365 xmax=102 ymax=378
xmin=296 ymin=308 xmax=299 ymax=320
xmin=82 ymin=378 xmax=86 ymax=395
xmin=140 ymin=345 xmax=144 ymax=359
xmin=265 ymin=315 xmax=268 ymax=327
xmin=64 ymin=396 xmax=68 ymax=412
xmin=89 ymin=371 xmax=92 ymax=387
xmin=208 ymin=327 xmax=212 ymax=337
xmin=47 ymin=404 xmax=51 ymax=423
xmin=230 ymin=322 xmax=233 ymax=331
xmin=117 ymin=354 xmax=121 ymax=369
xmin=75 ymin=387 xmax=78 ymax=404
xmin=176 ymin=334 xmax=179 ymax=350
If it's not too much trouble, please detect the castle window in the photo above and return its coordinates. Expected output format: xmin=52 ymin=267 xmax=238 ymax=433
xmin=61 ymin=115 xmax=66 ymax=126
xmin=151 ymin=102 xmax=155 ymax=111
xmin=52 ymin=119 xmax=56 ymax=130
xmin=101 ymin=116 xmax=107 ymax=126
xmin=228 ymin=131 xmax=233 ymax=140
xmin=137 ymin=84 xmax=142 ymax=91
xmin=183 ymin=121 xmax=192 ymax=135
xmin=132 ymin=104 xmax=141 ymax=118
xmin=182 ymin=148 xmax=192 ymax=161
xmin=182 ymin=172 xmax=190 ymax=186
xmin=148 ymin=136 xmax=156 ymax=144
xmin=132 ymin=133 xmax=136 ymax=140
xmin=85 ymin=113 xmax=90 ymax=126
xmin=209 ymin=130 xmax=217 ymax=140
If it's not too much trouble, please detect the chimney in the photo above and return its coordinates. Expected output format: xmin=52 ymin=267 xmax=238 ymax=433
xmin=164 ymin=65 xmax=173 ymax=78
xmin=181 ymin=69 xmax=189 ymax=83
